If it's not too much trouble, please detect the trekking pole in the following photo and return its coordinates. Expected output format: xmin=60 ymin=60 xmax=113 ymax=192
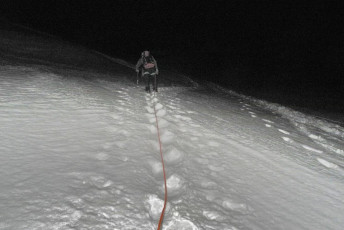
xmin=136 ymin=71 xmax=139 ymax=85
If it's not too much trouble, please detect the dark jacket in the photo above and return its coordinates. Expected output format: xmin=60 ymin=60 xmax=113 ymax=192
xmin=136 ymin=55 xmax=158 ymax=75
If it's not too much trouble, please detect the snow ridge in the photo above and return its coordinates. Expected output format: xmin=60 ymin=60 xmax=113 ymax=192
xmin=208 ymin=82 xmax=344 ymax=158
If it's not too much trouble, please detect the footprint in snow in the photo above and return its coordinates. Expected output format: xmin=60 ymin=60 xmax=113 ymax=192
xmin=149 ymin=140 xmax=160 ymax=151
xmin=160 ymin=130 xmax=175 ymax=144
xmin=144 ymin=194 xmax=171 ymax=220
xmin=145 ymin=106 xmax=154 ymax=113
xmin=265 ymin=124 xmax=272 ymax=128
xmin=89 ymin=175 xmax=113 ymax=189
xmin=164 ymin=174 xmax=185 ymax=197
xmin=262 ymin=119 xmax=274 ymax=123
xmin=203 ymin=210 xmax=224 ymax=221
xmin=164 ymin=216 xmax=198 ymax=230
xmin=317 ymin=158 xmax=339 ymax=169
xmin=156 ymin=109 xmax=166 ymax=117
xmin=167 ymin=105 xmax=178 ymax=110
xmin=250 ymin=114 xmax=257 ymax=118
xmin=157 ymin=118 xmax=169 ymax=128
xmin=147 ymin=160 xmax=163 ymax=176
xmin=248 ymin=111 xmax=255 ymax=115
xmin=222 ymin=199 xmax=251 ymax=214
xmin=278 ymin=129 xmax=290 ymax=135
xmin=199 ymin=180 xmax=218 ymax=189
xmin=308 ymin=134 xmax=323 ymax=141
xmin=164 ymin=147 xmax=185 ymax=165
xmin=95 ymin=152 xmax=110 ymax=161
xmin=302 ymin=145 xmax=323 ymax=153
xmin=155 ymin=103 xmax=163 ymax=110
xmin=66 ymin=196 xmax=86 ymax=210
xmin=118 ymin=95 xmax=128 ymax=99
xmin=168 ymin=101 xmax=178 ymax=106
xmin=174 ymin=114 xmax=192 ymax=121
xmin=282 ymin=136 xmax=293 ymax=143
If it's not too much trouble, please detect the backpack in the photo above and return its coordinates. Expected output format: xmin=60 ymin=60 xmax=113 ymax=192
xmin=142 ymin=55 xmax=155 ymax=69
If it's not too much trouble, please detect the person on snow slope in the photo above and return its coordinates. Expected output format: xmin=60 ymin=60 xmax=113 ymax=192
xmin=136 ymin=50 xmax=159 ymax=93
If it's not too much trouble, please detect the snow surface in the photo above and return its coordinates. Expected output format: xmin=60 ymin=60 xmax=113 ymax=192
xmin=1 ymin=24 xmax=344 ymax=230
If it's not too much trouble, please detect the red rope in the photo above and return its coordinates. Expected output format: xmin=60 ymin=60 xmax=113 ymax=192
xmin=154 ymin=103 xmax=168 ymax=230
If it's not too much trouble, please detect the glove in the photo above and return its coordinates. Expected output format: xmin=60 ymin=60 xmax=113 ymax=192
xmin=156 ymin=69 xmax=159 ymax=75
xmin=135 ymin=69 xmax=139 ymax=73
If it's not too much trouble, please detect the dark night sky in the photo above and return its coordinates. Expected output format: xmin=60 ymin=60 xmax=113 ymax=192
xmin=2 ymin=1 xmax=342 ymax=57
xmin=1 ymin=0 xmax=343 ymax=114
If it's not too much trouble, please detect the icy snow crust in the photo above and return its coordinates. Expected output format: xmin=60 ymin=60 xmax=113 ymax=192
xmin=1 ymin=25 xmax=344 ymax=229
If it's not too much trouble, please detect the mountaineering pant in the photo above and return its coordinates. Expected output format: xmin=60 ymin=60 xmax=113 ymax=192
xmin=142 ymin=66 xmax=158 ymax=92
xmin=144 ymin=73 xmax=158 ymax=92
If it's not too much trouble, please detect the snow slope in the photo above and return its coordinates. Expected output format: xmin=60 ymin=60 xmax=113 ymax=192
xmin=1 ymin=24 xmax=344 ymax=230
